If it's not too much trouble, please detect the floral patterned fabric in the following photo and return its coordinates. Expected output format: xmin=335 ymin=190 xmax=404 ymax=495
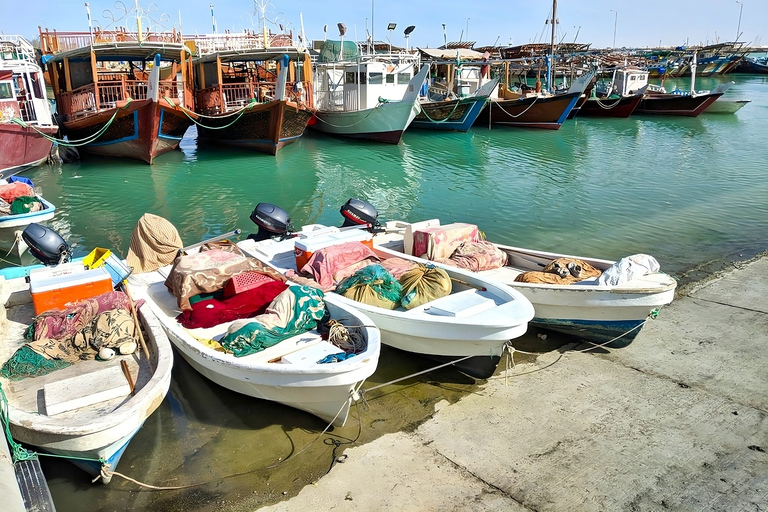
xmin=445 ymin=241 xmax=508 ymax=272
xmin=514 ymin=257 xmax=602 ymax=285
xmin=411 ymin=223 xmax=479 ymax=260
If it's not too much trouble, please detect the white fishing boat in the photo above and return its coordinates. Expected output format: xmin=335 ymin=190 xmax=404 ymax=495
xmin=0 ymin=270 xmax=173 ymax=483
xmin=237 ymin=204 xmax=534 ymax=379
xmin=311 ymin=37 xmax=429 ymax=143
xmin=0 ymin=178 xmax=55 ymax=258
xmin=374 ymin=217 xmax=677 ymax=347
xmin=126 ymin=263 xmax=381 ymax=428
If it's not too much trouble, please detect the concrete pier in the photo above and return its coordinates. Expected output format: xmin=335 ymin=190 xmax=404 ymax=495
xmin=260 ymin=254 xmax=768 ymax=511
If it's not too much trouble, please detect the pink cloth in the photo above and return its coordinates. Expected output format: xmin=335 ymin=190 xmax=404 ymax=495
xmin=300 ymin=241 xmax=380 ymax=291
xmin=411 ymin=223 xmax=479 ymax=260
xmin=380 ymin=256 xmax=419 ymax=279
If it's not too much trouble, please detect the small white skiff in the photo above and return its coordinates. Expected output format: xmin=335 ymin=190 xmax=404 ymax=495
xmin=237 ymin=225 xmax=535 ymax=379
xmin=376 ymin=219 xmax=677 ymax=347
xmin=126 ymin=267 xmax=381 ymax=427
xmin=0 ymin=273 xmax=173 ymax=483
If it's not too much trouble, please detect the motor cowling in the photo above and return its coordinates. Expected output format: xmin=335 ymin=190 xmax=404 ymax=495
xmin=248 ymin=203 xmax=293 ymax=242
xmin=340 ymin=198 xmax=380 ymax=230
xmin=22 ymin=223 xmax=71 ymax=266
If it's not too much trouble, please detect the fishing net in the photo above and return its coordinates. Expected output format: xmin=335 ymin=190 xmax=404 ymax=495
xmin=1 ymin=345 xmax=70 ymax=380
xmin=9 ymin=196 xmax=42 ymax=214
xmin=219 ymin=285 xmax=327 ymax=357
xmin=335 ymin=264 xmax=402 ymax=310
xmin=399 ymin=263 xmax=452 ymax=310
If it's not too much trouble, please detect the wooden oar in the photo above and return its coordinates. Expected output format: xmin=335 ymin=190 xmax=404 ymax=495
xmin=121 ymin=281 xmax=150 ymax=363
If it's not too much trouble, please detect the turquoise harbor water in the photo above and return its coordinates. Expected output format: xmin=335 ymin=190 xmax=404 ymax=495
xmin=10 ymin=74 xmax=768 ymax=510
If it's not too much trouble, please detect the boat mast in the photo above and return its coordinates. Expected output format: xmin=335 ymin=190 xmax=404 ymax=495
xmin=549 ymin=0 xmax=557 ymax=92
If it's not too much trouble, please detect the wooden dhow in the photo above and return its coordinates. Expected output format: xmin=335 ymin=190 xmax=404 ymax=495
xmin=188 ymin=32 xmax=314 ymax=155
xmin=39 ymin=28 xmax=196 ymax=164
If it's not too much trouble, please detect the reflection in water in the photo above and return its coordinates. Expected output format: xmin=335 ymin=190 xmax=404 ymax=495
xmin=9 ymin=75 xmax=768 ymax=511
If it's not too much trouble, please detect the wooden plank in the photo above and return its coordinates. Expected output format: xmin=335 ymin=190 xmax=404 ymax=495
xmin=43 ymin=364 xmax=131 ymax=416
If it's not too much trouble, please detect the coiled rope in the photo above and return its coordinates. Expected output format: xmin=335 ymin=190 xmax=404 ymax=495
xmin=327 ymin=320 xmax=367 ymax=353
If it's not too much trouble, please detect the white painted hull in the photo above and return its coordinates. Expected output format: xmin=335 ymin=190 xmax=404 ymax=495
xmin=0 ymin=277 xmax=173 ymax=482
xmin=311 ymin=99 xmax=421 ymax=143
xmin=127 ymin=270 xmax=381 ymax=427
xmin=377 ymin=221 xmax=677 ymax=346
xmin=237 ymin=230 xmax=534 ymax=378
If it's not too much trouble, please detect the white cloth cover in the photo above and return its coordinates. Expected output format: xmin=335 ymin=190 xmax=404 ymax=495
xmin=597 ymin=254 xmax=661 ymax=286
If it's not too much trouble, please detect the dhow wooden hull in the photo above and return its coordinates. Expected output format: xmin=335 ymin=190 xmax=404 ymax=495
xmin=476 ymin=91 xmax=581 ymax=130
xmin=0 ymin=123 xmax=57 ymax=175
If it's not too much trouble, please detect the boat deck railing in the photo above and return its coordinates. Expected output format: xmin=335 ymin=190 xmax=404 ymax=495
xmin=196 ymin=80 xmax=311 ymax=115
xmin=58 ymin=79 xmax=189 ymax=119
xmin=314 ymin=88 xmax=360 ymax=112
xmin=39 ymin=29 xmax=182 ymax=55
xmin=186 ymin=32 xmax=295 ymax=56
xmin=0 ymin=36 xmax=35 ymax=63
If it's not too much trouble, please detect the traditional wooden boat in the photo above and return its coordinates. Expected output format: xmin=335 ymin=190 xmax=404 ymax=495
xmin=475 ymin=70 xmax=592 ymax=130
xmin=38 ymin=29 xmax=196 ymax=164
xmin=373 ymin=217 xmax=676 ymax=348
xmin=311 ymin=40 xmax=429 ymax=143
xmin=576 ymin=71 xmax=646 ymax=118
xmin=0 ymin=266 xmax=174 ymax=483
xmin=411 ymin=78 xmax=497 ymax=131
xmin=189 ymin=32 xmax=314 ymax=155
xmin=126 ymin=253 xmax=381 ymax=427
xmin=0 ymin=36 xmax=58 ymax=175
xmin=237 ymin=209 xmax=534 ymax=379
xmin=632 ymin=56 xmax=729 ymax=117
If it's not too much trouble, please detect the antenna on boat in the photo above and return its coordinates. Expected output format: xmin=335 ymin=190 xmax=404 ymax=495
xmin=210 ymin=4 xmax=217 ymax=34
xmin=338 ymin=23 xmax=347 ymax=60
xmin=442 ymin=23 xmax=446 ymax=47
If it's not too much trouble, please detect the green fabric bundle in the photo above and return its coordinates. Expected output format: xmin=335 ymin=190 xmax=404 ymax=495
xmin=335 ymin=264 xmax=402 ymax=310
xmin=10 ymin=196 xmax=42 ymax=215
xmin=219 ymin=285 xmax=327 ymax=357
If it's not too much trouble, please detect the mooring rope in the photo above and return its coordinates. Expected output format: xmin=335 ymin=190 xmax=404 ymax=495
xmin=174 ymin=99 xmax=256 ymax=130
xmin=310 ymin=101 xmax=384 ymax=129
xmin=594 ymin=96 xmax=623 ymax=109
xmin=491 ymin=94 xmax=540 ymax=118
xmin=417 ymin=97 xmax=465 ymax=123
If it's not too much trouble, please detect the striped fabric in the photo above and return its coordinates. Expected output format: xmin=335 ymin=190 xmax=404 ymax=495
xmin=125 ymin=213 xmax=183 ymax=273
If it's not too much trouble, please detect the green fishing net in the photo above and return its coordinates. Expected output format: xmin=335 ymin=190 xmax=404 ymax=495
xmin=10 ymin=196 xmax=42 ymax=215
xmin=1 ymin=345 xmax=70 ymax=380
xmin=336 ymin=264 xmax=402 ymax=310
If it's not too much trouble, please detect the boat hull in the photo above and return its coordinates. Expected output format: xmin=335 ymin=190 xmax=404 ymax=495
xmin=411 ymin=96 xmax=488 ymax=132
xmin=634 ymin=92 xmax=723 ymax=117
xmin=310 ymin=99 xmax=420 ymax=144
xmin=196 ymin=101 xmax=312 ymax=155
xmin=577 ymin=94 xmax=643 ymax=118
xmin=0 ymin=123 xmax=57 ymax=175
xmin=0 ymin=289 xmax=174 ymax=483
xmin=61 ymin=99 xmax=192 ymax=164
xmin=0 ymin=197 xmax=55 ymax=257
xmin=476 ymin=91 xmax=581 ymax=129
xmin=129 ymin=272 xmax=381 ymax=427
xmin=703 ymin=99 xmax=751 ymax=114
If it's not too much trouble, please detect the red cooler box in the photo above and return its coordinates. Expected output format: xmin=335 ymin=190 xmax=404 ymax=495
xmin=30 ymin=265 xmax=114 ymax=314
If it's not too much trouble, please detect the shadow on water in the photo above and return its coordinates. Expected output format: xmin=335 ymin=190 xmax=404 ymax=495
xmin=41 ymin=341 xmax=488 ymax=512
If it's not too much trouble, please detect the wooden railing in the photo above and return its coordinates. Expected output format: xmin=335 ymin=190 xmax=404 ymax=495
xmin=185 ymin=32 xmax=293 ymax=56
xmin=57 ymin=79 xmax=192 ymax=119
xmin=196 ymin=80 xmax=311 ymax=115
xmin=39 ymin=29 xmax=181 ymax=55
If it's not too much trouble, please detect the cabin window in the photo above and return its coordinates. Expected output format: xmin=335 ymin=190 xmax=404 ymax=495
xmin=397 ymin=72 xmax=411 ymax=84
xmin=345 ymin=72 xmax=357 ymax=84
xmin=629 ymin=76 xmax=636 ymax=81
xmin=386 ymin=74 xmax=395 ymax=84
xmin=369 ymin=72 xmax=383 ymax=84
xmin=0 ymin=82 xmax=12 ymax=99
xmin=639 ymin=74 xmax=647 ymax=81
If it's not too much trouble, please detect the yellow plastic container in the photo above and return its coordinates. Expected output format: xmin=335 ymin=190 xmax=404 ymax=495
xmin=83 ymin=247 xmax=132 ymax=286
xmin=83 ymin=247 xmax=111 ymax=270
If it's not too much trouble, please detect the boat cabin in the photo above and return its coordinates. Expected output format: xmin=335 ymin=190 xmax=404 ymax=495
xmin=613 ymin=67 xmax=649 ymax=96
xmin=192 ymin=47 xmax=313 ymax=115
xmin=0 ymin=36 xmax=53 ymax=126
xmin=38 ymin=29 xmax=194 ymax=122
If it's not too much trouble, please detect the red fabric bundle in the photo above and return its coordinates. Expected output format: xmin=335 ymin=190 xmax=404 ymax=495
xmin=0 ymin=182 xmax=35 ymax=204
xmin=176 ymin=280 xmax=288 ymax=329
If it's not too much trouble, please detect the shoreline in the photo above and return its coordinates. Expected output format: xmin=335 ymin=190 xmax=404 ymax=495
xmin=254 ymin=252 xmax=768 ymax=511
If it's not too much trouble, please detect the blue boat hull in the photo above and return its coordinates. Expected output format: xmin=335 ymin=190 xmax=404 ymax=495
xmin=532 ymin=317 xmax=646 ymax=348
xmin=411 ymin=96 xmax=488 ymax=132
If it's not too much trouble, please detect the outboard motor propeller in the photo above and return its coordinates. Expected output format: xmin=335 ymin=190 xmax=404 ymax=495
xmin=340 ymin=198 xmax=382 ymax=232
xmin=248 ymin=202 xmax=294 ymax=242
xmin=22 ymin=223 xmax=71 ymax=266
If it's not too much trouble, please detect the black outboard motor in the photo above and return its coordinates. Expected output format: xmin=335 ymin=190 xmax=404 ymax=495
xmin=22 ymin=223 xmax=71 ymax=266
xmin=248 ymin=202 xmax=293 ymax=242
xmin=340 ymin=198 xmax=382 ymax=231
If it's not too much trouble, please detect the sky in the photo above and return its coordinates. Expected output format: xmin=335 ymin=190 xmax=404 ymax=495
xmin=2 ymin=0 xmax=766 ymax=50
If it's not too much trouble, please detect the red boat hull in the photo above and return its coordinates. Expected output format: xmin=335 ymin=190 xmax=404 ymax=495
xmin=0 ymin=123 xmax=57 ymax=175
xmin=476 ymin=92 xmax=581 ymax=130
xmin=61 ymin=99 xmax=192 ymax=164
xmin=578 ymin=95 xmax=644 ymax=118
